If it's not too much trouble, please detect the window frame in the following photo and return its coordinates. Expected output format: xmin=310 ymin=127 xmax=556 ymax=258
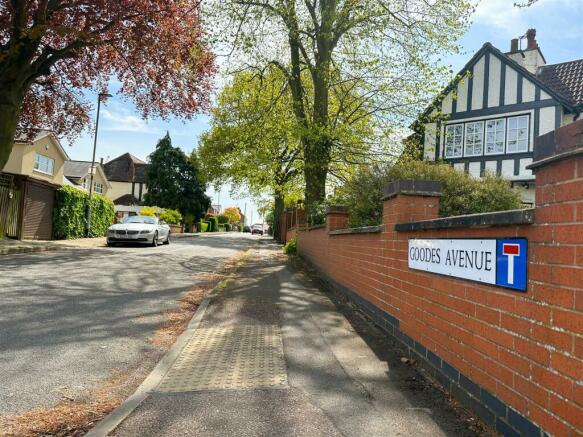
xmin=506 ymin=115 xmax=530 ymax=154
xmin=444 ymin=123 xmax=464 ymax=158
xmin=484 ymin=118 xmax=507 ymax=156
xmin=33 ymin=153 xmax=55 ymax=176
xmin=464 ymin=121 xmax=485 ymax=157
xmin=94 ymin=181 xmax=104 ymax=194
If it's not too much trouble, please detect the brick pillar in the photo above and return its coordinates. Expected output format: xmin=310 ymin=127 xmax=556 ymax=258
xmin=326 ymin=206 xmax=349 ymax=232
xmin=381 ymin=180 xmax=441 ymax=230
xmin=529 ymin=119 xmax=583 ymax=290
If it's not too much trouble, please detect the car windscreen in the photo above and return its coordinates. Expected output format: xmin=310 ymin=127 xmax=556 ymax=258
xmin=124 ymin=216 xmax=157 ymax=225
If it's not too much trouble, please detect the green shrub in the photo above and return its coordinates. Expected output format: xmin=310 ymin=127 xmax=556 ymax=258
xmin=224 ymin=223 xmax=231 ymax=231
xmin=159 ymin=209 xmax=182 ymax=224
xmin=283 ymin=237 xmax=297 ymax=255
xmin=217 ymin=214 xmax=229 ymax=224
xmin=199 ymin=220 xmax=209 ymax=232
xmin=334 ymin=160 xmax=523 ymax=228
xmin=209 ymin=216 xmax=219 ymax=232
xmin=54 ymin=185 xmax=115 ymax=239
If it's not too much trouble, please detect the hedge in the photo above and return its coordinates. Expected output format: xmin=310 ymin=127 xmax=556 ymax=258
xmin=209 ymin=216 xmax=219 ymax=232
xmin=199 ymin=220 xmax=210 ymax=232
xmin=53 ymin=185 xmax=115 ymax=239
xmin=159 ymin=209 xmax=182 ymax=224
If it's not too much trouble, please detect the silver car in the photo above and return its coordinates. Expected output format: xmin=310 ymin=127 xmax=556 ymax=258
xmin=107 ymin=215 xmax=170 ymax=247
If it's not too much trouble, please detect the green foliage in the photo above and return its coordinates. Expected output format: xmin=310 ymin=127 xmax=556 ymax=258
xmin=53 ymin=185 xmax=114 ymax=239
xmin=159 ymin=209 xmax=182 ymax=224
xmin=217 ymin=214 xmax=229 ymax=224
xmin=334 ymin=160 xmax=523 ymax=227
xmin=222 ymin=207 xmax=242 ymax=224
xmin=140 ymin=206 xmax=158 ymax=217
xmin=208 ymin=216 xmax=219 ymax=232
xmin=145 ymin=133 xmax=210 ymax=221
xmin=199 ymin=220 xmax=210 ymax=232
xmin=224 ymin=223 xmax=232 ymax=231
xmin=283 ymin=238 xmax=297 ymax=255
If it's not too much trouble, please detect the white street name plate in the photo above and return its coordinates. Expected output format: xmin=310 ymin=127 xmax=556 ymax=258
xmin=409 ymin=239 xmax=497 ymax=284
xmin=408 ymin=238 xmax=528 ymax=292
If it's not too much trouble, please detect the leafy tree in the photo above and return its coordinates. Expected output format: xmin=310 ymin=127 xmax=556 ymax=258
xmin=217 ymin=214 xmax=229 ymax=224
xmin=159 ymin=209 xmax=182 ymax=225
xmin=199 ymin=68 xmax=303 ymax=239
xmin=0 ymin=1 xmax=215 ymax=169
xmin=139 ymin=206 xmax=159 ymax=217
xmin=206 ymin=0 xmax=474 ymax=205
xmin=145 ymin=134 xmax=210 ymax=221
xmin=222 ymin=207 xmax=242 ymax=224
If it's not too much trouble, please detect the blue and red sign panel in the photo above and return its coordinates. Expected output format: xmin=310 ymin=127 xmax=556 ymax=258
xmin=496 ymin=239 xmax=528 ymax=291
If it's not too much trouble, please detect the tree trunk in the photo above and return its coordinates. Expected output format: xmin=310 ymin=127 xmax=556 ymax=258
xmin=273 ymin=193 xmax=285 ymax=243
xmin=0 ymin=86 xmax=24 ymax=171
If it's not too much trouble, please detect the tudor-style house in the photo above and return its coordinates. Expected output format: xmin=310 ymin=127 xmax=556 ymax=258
xmin=422 ymin=29 xmax=583 ymax=206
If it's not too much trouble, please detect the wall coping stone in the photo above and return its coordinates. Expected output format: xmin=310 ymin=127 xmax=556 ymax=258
xmin=381 ymin=180 xmax=442 ymax=200
xmin=395 ymin=208 xmax=534 ymax=232
xmin=329 ymin=225 xmax=384 ymax=236
xmin=325 ymin=205 xmax=349 ymax=214
xmin=307 ymin=224 xmax=326 ymax=231
xmin=528 ymin=146 xmax=583 ymax=170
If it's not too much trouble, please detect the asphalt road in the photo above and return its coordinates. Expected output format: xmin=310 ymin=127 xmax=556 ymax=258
xmin=0 ymin=233 xmax=256 ymax=416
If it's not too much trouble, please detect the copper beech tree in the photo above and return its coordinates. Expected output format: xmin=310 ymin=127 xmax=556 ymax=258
xmin=0 ymin=0 xmax=215 ymax=169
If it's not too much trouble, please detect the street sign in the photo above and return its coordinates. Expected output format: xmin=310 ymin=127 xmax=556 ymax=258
xmin=408 ymin=238 xmax=528 ymax=292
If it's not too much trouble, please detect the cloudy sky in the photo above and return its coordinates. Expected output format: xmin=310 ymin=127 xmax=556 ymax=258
xmin=64 ymin=0 xmax=583 ymax=224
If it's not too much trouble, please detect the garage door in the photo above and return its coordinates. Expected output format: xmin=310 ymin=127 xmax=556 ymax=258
xmin=22 ymin=181 xmax=55 ymax=240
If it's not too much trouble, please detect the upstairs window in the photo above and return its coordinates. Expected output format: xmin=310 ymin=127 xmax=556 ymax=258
xmin=34 ymin=153 xmax=54 ymax=175
xmin=464 ymin=121 xmax=484 ymax=157
xmin=82 ymin=178 xmax=88 ymax=189
xmin=485 ymin=118 xmax=506 ymax=155
xmin=444 ymin=124 xmax=463 ymax=158
xmin=507 ymin=115 xmax=529 ymax=153
xmin=94 ymin=182 xmax=103 ymax=194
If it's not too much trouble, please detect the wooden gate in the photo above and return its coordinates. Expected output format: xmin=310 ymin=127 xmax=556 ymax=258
xmin=0 ymin=173 xmax=23 ymax=239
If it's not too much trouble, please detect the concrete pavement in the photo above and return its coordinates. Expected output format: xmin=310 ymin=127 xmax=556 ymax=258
xmin=108 ymin=240 xmax=483 ymax=437
xmin=0 ymin=233 xmax=256 ymax=416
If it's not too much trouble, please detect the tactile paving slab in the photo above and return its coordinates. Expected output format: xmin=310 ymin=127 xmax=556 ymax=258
xmin=156 ymin=325 xmax=287 ymax=392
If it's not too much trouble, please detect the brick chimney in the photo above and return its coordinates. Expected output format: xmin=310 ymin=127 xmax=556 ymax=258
xmin=506 ymin=28 xmax=545 ymax=74
xmin=526 ymin=28 xmax=538 ymax=50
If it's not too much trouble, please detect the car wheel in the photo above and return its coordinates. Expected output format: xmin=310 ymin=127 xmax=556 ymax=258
xmin=151 ymin=232 xmax=158 ymax=247
xmin=163 ymin=233 xmax=170 ymax=245
xmin=107 ymin=242 xmax=115 ymax=247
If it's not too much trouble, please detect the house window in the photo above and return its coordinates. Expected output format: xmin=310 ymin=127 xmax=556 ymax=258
xmin=444 ymin=124 xmax=463 ymax=158
xmin=33 ymin=153 xmax=54 ymax=175
xmin=507 ymin=115 xmax=529 ymax=153
xmin=485 ymin=118 xmax=506 ymax=155
xmin=82 ymin=178 xmax=88 ymax=189
xmin=464 ymin=121 xmax=484 ymax=157
xmin=94 ymin=182 xmax=103 ymax=194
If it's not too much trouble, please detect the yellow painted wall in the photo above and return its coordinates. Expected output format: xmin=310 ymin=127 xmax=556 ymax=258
xmin=2 ymin=135 xmax=66 ymax=185
xmin=105 ymin=181 xmax=147 ymax=202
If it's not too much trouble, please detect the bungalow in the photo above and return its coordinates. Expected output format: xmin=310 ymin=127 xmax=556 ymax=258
xmin=421 ymin=29 xmax=582 ymax=206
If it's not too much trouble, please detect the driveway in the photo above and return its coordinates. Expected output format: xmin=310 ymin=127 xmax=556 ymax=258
xmin=0 ymin=233 xmax=256 ymax=416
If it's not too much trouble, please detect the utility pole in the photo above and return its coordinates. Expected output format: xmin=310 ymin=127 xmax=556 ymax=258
xmin=244 ymin=203 xmax=247 ymax=226
xmin=85 ymin=92 xmax=112 ymax=237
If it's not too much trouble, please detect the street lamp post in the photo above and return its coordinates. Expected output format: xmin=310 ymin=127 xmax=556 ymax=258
xmin=85 ymin=92 xmax=112 ymax=237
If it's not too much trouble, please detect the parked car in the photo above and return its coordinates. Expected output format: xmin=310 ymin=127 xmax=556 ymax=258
xmin=243 ymin=226 xmax=251 ymax=233
xmin=107 ymin=215 xmax=170 ymax=247
xmin=251 ymin=225 xmax=264 ymax=235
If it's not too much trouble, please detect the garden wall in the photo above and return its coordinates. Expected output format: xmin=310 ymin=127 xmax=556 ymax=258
xmin=294 ymin=120 xmax=583 ymax=437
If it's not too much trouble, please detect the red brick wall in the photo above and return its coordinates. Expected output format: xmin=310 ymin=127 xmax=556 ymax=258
xmin=296 ymin=145 xmax=583 ymax=435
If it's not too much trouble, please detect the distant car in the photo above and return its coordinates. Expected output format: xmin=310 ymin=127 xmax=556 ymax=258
xmin=107 ymin=215 xmax=170 ymax=247
xmin=251 ymin=225 xmax=264 ymax=235
xmin=243 ymin=226 xmax=251 ymax=233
